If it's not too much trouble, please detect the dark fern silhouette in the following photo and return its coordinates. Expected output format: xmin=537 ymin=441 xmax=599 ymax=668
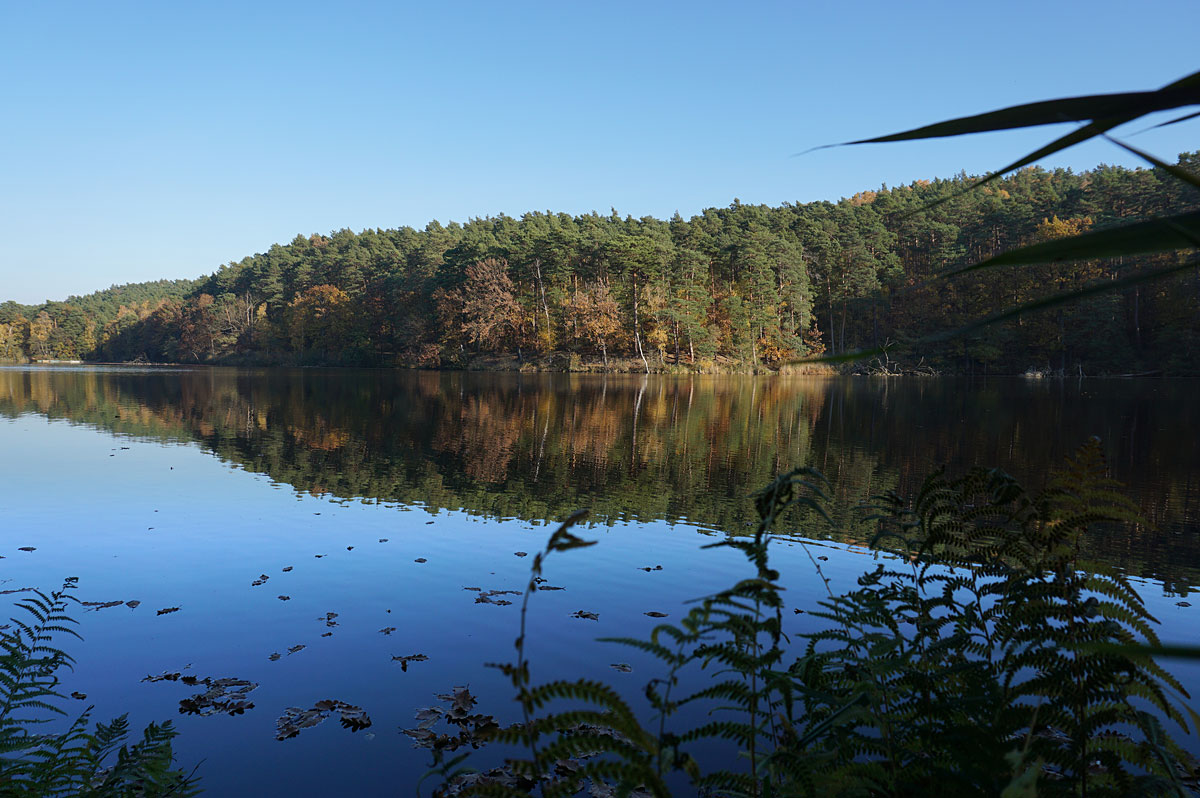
xmin=0 ymin=579 xmax=200 ymax=797
xmin=417 ymin=441 xmax=1197 ymax=796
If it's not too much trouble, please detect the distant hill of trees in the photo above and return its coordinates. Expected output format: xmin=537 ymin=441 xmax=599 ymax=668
xmin=2 ymin=155 xmax=1198 ymax=374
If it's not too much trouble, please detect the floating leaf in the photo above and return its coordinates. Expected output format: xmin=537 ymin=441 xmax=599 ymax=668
xmin=1178 ymin=602 xmax=1192 ymax=607
xmin=157 ymin=607 xmax=180 ymax=615
xmin=644 ymin=611 xmax=668 ymax=618
xmin=379 ymin=627 xmax=397 ymax=635
xmin=288 ymin=644 xmax=305 ymax=655
xmin=314 ymin=554 xmax=325 ymax=558
xmin=268 ymin=652 xmax=280 ymax=661
xmin=346 ymin=546 xmax=354 ymax=551
xmin=610 ymin=663 xmax=632 ymax=673
xmin=392 ymin=654 xmax=429 ymax=672
xmin=570 ymin=610 xmax=599 ymax=621
xmin=17 ymin=547 xmax=35 ymax=553
xmin=321 ymin=632 xmax=332 ymax=637
xmin=537 ymin=585 xmax=565 ymax=591
xmin=277 ymin=595 xmax=291 ymax=601
xmin=125 ymin=600 xmax=140 ymax=609
xmin=638 ymin=565 xmax=664 ymax=572
xmin=514 ymin=551 xmax=528 ymax=557
xmin=378 ymin=538 xmax=388 ymax=543
xmin=282 ymin=566 xmax=293 ymax=572
xmin=82 ymin=600 xmax=124 ymax=611
xmin=70 ymin=691 xmax=87 ymax=700
xmin=143 ymin=671 xmax=184 ymax=683
xmin=414 ymin=558 xmax=427 ymax=563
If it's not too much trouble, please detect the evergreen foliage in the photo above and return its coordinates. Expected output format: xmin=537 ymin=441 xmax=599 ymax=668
xmin=2 ymin=158 xmax=1197 ymax=374
xmin=0 ymin=580 xmax=200 ymax=797
xmin=423 ymin=442 xmax=1197 ymax=796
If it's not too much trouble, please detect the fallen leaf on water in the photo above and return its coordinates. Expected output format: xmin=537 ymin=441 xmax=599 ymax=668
xmin=346 ymin=546 xmax=354 ymax=551
xmin=321 ymin=632 xmax=332 ymax=638
xmin=268 ymin=653 xmax=281 ymax=661
xmin=157 ymin=607 xmax=180 ymax=616
xmin=537 ymin=585 xmax=565 ymax=591
xmin=644 ymin=612 xmax=668 ymax=618
xmin=379 ymin=627 xmax=397 ymax=635
xmin=414 ymin=558 xmax=427 ymax=563
xmin=126 ymin=600 xmax=140 ymax=609
xmin=314 ymin=554 xmax=326 ymax=559
xmin=71 ymin=691 xmax=87 ymax=700
xmin=278 ymin=596 xmax=291 ymax=601
xmin=793 ymin=608 xmax=806 ymax=615
xmin=514 ymin=552 xmax=528 ymax=557
xmin=82 ymin=600 xmax=125 ymax=611
xmin=638 ymin=565 xmax=664 ymax=572
xmin=817 ymin=556 xmax=829 ymax=561
xmin=463 ymin=587 xmax=481 ymax=592
xmin=378 ymin=538 xmax=388 ymax=543
xmin=425 ymin=521 xmax=434 ymax=525
xmin=1178 ymin=602 xmax=1192 ymax=607
xmin=143 ymin=671 xmax=182 ymax=683
xmin=282 ymin=566 xmax=293 ymax=572
xmin=392 ymin=654 xmax=429 ymax=672
xmin=17 ymin=547 xmax=35 ymax=553
xmin=570 ymin=611 xmax=599 ymax=621
xmin=610 ymin=663 xmax=632 ymax=673
xmin=287 ymin=645 xmax=305 ymax=655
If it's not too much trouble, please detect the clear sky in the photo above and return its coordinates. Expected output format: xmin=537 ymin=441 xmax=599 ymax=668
xmin=1 ymin=0 xmax=1197 ymax=305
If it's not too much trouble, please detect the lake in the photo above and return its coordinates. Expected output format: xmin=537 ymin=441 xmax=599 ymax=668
xmin=1 ymin=366 xmax=1198 ymax=794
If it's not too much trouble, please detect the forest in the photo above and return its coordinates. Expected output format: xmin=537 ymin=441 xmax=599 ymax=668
xmin=2 ymin=155 xmax=1198 ymax=375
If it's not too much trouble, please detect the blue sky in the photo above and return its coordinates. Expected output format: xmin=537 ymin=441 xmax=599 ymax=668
xmin=2 ymin=0 xmax=1197 ymax=304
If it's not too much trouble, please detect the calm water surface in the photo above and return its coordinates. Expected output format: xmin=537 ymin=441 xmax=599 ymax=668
xmin=1 ymin=366 xmax=1198 ymax=795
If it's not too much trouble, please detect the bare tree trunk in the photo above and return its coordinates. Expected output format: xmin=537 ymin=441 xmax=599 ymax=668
xmin=534 ymin=258 xmax=552 ymax=347
xmin=632 ymin=273 xmax=649 ymax=373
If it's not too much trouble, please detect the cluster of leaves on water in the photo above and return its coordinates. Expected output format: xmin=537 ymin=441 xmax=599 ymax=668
xmin=414 ymin=440 xmax=1198 ymax=797
xmin=143 ymin=671 xmax=258 ymax=717
xmin=275 ymin=699 xmax=371 ymax=741
xmin=0 ymin=579 xmax=200 ymax=796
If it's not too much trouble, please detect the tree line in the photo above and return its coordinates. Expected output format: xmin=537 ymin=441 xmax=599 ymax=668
xmin=2 ymin=155 xmax=1198 ymax=374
